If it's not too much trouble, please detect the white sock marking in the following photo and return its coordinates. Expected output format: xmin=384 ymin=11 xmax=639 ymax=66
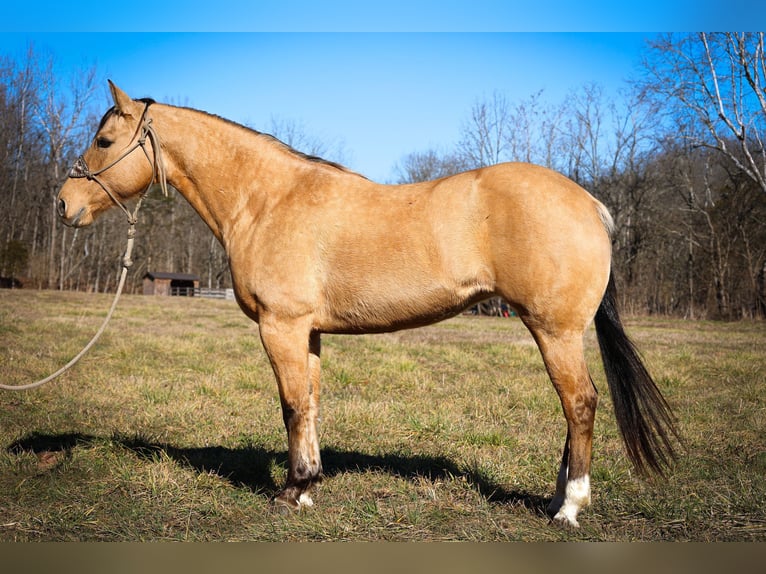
xmin=553 ymin=475 xmax=590 ymax=527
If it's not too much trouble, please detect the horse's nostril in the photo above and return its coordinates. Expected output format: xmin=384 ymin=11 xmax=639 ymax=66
xmin=57 ymin=198 xmax=67 ymax=218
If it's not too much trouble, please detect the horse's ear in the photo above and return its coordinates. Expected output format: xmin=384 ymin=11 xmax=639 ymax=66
xmin=108 ymin=80 xmax=140 ymax=118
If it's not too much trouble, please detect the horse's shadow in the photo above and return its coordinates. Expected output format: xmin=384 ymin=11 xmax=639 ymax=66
xmin=7 ymin=432 xmax=549 ymax=516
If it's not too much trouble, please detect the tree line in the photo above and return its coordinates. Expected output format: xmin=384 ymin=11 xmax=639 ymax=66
xmin=1 ymin=34 xmax=765 ymax=319
xmin=395 ymin=33 xmax=766 ymax=319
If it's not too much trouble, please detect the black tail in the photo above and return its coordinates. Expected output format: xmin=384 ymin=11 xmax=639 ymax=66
xmin=595 ymin=274 xmax=679 ymax=475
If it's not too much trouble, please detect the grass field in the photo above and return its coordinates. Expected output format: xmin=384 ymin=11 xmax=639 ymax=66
xmin=1 ymin=289 xmax=764 ymax=541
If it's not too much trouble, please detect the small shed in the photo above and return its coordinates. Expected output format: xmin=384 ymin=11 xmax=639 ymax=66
xmin=143 ymin=271 xmax=200 ymax=296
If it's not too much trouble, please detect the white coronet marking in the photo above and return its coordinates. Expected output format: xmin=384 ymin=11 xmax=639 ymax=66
xmin=298 ymin=492 xmax=314 ymax=508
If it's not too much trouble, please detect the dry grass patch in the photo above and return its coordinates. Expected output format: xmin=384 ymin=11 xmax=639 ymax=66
xmin=1 ymin=290 xmax=764 ymax=540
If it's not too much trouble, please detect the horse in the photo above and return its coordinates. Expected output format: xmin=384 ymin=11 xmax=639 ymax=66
xmin=56 ymin=81 xmax=678 ymax=527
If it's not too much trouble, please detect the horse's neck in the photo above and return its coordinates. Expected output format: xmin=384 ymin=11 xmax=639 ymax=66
xmin=157 ymin=106 xmax=287 ymax=244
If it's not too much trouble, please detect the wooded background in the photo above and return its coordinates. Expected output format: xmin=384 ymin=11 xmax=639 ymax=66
xmin=1 ymin=33 xmax=765 ymax=319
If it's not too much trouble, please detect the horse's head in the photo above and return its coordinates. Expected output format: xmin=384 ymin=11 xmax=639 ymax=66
xmin=57 ymin=81 xmax=164 ymax=227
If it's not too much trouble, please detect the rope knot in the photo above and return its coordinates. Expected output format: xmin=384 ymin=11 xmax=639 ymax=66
xmin=122 ymin=225 xmax=136 ymax=269
xmin=138 ymin=118 xmax=152 ymax=145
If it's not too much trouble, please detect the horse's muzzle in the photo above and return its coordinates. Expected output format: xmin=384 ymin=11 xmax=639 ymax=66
xmin=57 ymin=198 xmax=87 ymax=228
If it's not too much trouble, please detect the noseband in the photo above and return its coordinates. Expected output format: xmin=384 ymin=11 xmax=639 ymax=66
xmin=67 ymin=102 xmax=168 ymax=225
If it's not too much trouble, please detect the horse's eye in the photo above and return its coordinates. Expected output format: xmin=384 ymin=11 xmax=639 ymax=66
xmin=96 ymin=137 xmax=112 ymax=149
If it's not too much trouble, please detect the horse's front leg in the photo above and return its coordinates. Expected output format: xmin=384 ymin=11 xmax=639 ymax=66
xmin=259 ymin=315 xmax=323 ymax=509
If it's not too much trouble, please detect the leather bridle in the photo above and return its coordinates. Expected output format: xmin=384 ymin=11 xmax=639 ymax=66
xmin=67 ymin=102 xmax=168 ymax=225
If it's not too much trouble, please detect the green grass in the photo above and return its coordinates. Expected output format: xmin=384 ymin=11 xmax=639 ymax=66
xmin=1 ymin=290 xmax=765 ymax=541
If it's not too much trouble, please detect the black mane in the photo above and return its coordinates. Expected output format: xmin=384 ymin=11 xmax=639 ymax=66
xmin=256 ymin=132 xmax=355 ymax=174
xmin=181 ymin=104 xmax=366 ymax=178
xmin=97 ymin=96 xmax=365 ymax=178
xmin=96 ymin=97 xmax=157 ymax=132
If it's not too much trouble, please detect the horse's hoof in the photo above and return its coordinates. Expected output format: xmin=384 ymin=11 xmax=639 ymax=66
xmin=271 ymin=493 xmax=299 ymax=514
xmin=551 ymin=510 xmax=580 ymax=528
xmin=271 ymin=490 xmax=314 ymax=513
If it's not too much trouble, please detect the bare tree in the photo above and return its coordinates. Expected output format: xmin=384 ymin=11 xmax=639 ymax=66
xmin=563 ymin=83 xmax=610 ymax=186
xmin=32 ymin=52 xmax=100 ymax=289
xmin=642 ymin=33 xmax=766 ymax=193
xmin=393 ymin=149 xmax=468 ymax=183
xmin=0 ymin=45 xmax=104 ymax=289
xmin=0 ymin=47 xmax=36 ymax=248
xmin=457 ymin=90 xmax=568 ymax=171
xmin=458 ymin=91 xmax=512 ymax=168
xmin=505 ymin=89 xmax=567 ymax=169
xmin=559 ymin=84 xmax=666 ymax=308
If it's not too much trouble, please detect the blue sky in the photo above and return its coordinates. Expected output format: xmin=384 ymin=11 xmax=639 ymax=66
xmin=1 ymin=1 xmax=757 ymax=32
xmin=1 ymin=1 xmax=757 ymax=181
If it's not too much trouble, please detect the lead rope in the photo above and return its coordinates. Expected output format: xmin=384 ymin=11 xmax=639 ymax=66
xmin=0 ymin=106 xmax=164 ymax=391
xmin=0 ymin=220 xmax=137 ymax=391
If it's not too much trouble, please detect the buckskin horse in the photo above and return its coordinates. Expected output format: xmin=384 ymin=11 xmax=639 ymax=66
xmin=56 ymin=82 xmax=678 ymax=527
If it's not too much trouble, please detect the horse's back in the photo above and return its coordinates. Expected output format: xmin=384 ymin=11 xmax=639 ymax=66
xmin=315 ymin=162 xmax=612 ymax=333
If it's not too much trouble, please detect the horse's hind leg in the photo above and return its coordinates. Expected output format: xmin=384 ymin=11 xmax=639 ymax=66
xmin=306 ymin=331 xmax=323 ymax=498
xmin=259 ymin=315 xmax=323 ymax=510
xmin=530 ymin=328 xmax=597 ymax=527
